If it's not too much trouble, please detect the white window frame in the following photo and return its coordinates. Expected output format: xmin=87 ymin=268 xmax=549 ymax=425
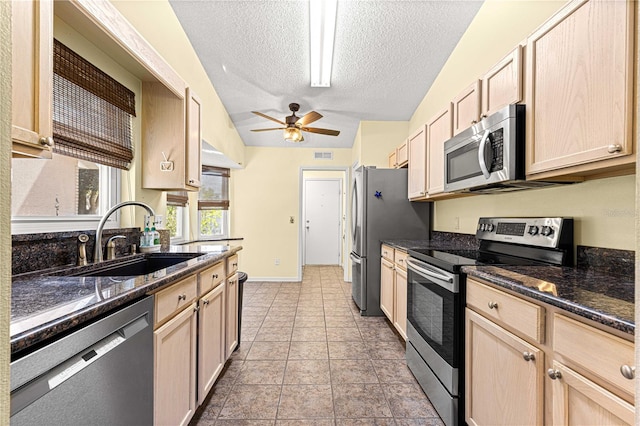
xmin=198 ymin=209 xmax=229 ymax=240
xmin=11 ymin=165 xmax=120 ymax=234
xmin=167 ymin=204 xmax=188 ymax=243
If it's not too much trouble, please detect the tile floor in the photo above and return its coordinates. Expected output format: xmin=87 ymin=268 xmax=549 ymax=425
xmin=190 ymin=265 xmax=444 ymax=426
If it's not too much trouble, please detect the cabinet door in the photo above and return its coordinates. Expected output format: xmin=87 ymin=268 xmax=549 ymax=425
xmin=198 ymin=283 xmax=226 ymax=404
xmin=388 ymin=150 xmax=397 ymax=168
xmin=465 ymin=309 xmax=543 ymax=426
xmin=154 ymin=304 xmax=198 ymax=426
xmin=548 ymin=361 xmax=635 ymax=426
xmin=396 ymin=141 xmax=408 ymax=167
xmin=452 ymin=81 xmax=480 ymax=136
xmin=185 ymin=88 xmax=202 ymax=189
xmin=426 ymin=104 xmax=453 ymax=196
xmin=482 ymin=46 xmax=522 ymax=116
xmin=380 ymin=257 xmax=395 ymax=321
xmin=526 ymin=0 xmax=634 ymax=176
xmin=407 ymin=126 xmax=427 ymax=199
xmin=11 ymin=0 xmax=54 ymax=159
xmin=393 ymin=266 xmax=407 ymax=340
xmin=226 ymin=274 xmax=239 ymax=356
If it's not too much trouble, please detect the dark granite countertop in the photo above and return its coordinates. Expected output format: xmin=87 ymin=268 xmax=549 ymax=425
xmin=382 ymin=234 xmax=634 ymax=336
xmin=11 ymin=244 xmax=242 ymax=357
xmin=462 ymin=265 xmax=634 ymax=336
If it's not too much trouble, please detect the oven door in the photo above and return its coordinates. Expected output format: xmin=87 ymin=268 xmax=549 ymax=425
xmin=406 ymin=257 xmax=461 ymax=394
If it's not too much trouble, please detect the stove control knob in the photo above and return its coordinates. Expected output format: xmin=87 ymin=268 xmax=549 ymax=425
xmin=479 ymin=223 xmax=486 ymax=231
xmin=486 ymin=223 xmax=494 ymax=232
xmin=528 ymin=225 xmax=539 ymax=236
xmin=541 ymin=226 xmax=554 ymax=237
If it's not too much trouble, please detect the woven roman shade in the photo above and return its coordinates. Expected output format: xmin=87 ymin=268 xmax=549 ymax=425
xmin=198 ymin=166 xmax=230 ymax=210
xmin=167 ymin=191 xmax=189 ymax=207
xmin=52 ymin=39 xmax=136 ymax=170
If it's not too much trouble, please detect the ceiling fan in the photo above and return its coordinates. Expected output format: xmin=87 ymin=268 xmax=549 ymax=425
xmin=251 ymin=103 xmax=340 ymax=142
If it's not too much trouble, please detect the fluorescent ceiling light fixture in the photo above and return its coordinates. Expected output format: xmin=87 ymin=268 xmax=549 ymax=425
xmin=310 ymin=0 xmax=338 ymax=87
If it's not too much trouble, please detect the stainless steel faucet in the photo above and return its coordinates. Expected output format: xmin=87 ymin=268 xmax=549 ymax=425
xmin=94 ymin=201 xmax=155 ymax=263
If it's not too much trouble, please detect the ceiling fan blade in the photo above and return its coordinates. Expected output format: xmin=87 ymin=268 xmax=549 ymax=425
xmin=296 ymin=111 xmax=323 ymax=126
xmin=301 ymin=127 xmax=340 ymax=136
xmin=252 ymin=111 xmax=286 ymax=125
xmin=251 ymin=127 xmax=286 ymax=132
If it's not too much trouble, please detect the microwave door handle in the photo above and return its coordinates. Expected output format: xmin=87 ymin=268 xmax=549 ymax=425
xmin=478 ymin=129 xmax=492 ymax=179
xmin=406 ymin=258 xmax=453 ymax=283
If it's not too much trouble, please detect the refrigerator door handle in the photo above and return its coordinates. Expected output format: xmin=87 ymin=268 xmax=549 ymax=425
xmin=349 ymin=253 xmax=362 ymax=264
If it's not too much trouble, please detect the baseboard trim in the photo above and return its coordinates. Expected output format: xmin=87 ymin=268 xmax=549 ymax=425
xmin=246 ymin=277 xmax=302 ymax=282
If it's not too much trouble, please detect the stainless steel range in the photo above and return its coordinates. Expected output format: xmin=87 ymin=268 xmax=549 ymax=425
xmin=405 ymin=217 xmax=573 ymax=426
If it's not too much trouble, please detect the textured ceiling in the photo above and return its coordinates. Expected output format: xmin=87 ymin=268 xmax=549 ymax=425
xmin=169 ymin=0 xmax=483 ymax=149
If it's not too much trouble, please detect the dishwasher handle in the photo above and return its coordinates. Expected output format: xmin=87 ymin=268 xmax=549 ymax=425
xmin=10 ymin=313 xmax=150 ymax=417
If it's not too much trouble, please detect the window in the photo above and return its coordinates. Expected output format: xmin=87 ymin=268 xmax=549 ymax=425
xmin=166 ymin=191 xmax=188 ymax=242
xmin=11 ymin=40 xmax=135 ymax=233
xmin=198 ymin=166 xmax=230 ymax=239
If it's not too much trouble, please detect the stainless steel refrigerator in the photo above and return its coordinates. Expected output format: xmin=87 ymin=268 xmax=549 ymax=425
xmin=350 ymin=166 xmax=431 ymax=316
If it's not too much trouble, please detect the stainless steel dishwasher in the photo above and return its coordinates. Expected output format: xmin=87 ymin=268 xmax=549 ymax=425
xmin=10 ymin=296 xmax=154 ymax=425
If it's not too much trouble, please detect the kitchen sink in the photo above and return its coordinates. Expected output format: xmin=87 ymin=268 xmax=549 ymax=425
xmin=64 ymin=253 xmax=204 ymax=277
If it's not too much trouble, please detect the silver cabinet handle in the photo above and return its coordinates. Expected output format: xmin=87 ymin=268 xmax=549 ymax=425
xmin=620 ymin=365 xmax=635 ymax=380
xmin=194 ymin=305 xmax=200 ymax=312
xmin=471 ymin=120 xmax=477 ymax=125
xmin=39 ymin=136 xmax=54 ymax=147
xmin=202 ymin=299 xmax=210 ymax=306
xmin=213 ymin=274 xmax=218 ymax=279
xmin=178 ymin=294 xmax=186 ymax=301
xmin=189 ymin=179 xmax=196 ymax=184
xmin=522 ymin=352 xmax=535 ymax=362
xmin=547 ymin=369 xmax=562 ymax=380
xmin=607 ymin=144 xmax=622 ymax=153
xmin=488 ymin=301 xmax=498 ymax=310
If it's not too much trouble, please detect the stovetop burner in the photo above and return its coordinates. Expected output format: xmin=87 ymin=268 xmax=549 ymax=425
xmin=409 ymin=217 xmax=574 ymax=272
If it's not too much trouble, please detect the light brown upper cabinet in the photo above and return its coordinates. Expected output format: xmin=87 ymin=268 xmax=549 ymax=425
xmin=142 ymin=85 xmax=202 ymax=191
xmin=525 ymin=0 xmax=635 ymax=179
xmin=407 ymin=126 xmax=427 ymax=199
xmin=452 ymin=81 xmax=481 ymax=136
xmin=388 ymin=140 xmax=408 ymax=169
xmin=426 ymin=104 xmax=453 ymax=196
xmin=388 ymin=149 xmax=397 ymax=168
xmin=11 ymin=0 xmax=54 ymax=159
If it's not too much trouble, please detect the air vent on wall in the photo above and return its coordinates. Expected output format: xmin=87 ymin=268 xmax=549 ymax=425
xmin=314 ymin=151 xmax=333 ymax=160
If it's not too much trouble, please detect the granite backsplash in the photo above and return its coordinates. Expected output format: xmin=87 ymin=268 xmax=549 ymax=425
xmin=12 ymin=228 xmax=170 ymax=276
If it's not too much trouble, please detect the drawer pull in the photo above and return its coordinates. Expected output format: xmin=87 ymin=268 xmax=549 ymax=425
xmin=620 ymin=365 xmax=635 ymax=380
xmin=202 ymin=299 xmax=210 ymax=306
xmin=178 ymin=294 xmax=187 ymax=301
xmin=487 ymin=301 xmax=498 ymax=310
xmin=232 ymin=262 xmax=238 ymax=267
xmin=194 ymin=305 xmax=200 ymax=312
xmin=547 ymin=369 xmax=562 ymax=380
xmin=607 ymin=144 xmax=622 ymax=153
xmin=213 ymin=274 xmax=218 ymax=279
xmin=522 ymin=352 xmax=535 ymax=362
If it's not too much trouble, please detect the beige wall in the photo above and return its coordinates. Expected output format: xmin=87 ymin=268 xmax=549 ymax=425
xmin=110 ymin=0 xmax=245 ymax=166
xmin=352 ymin=121 xmax=409 ymax=169
xmin=409 ymin=0 xmax=635 ymax=250
xmin=1 ymin=0 xmax=10 ymax=420
xmin=232 ymin=147 xmax=352 ymax=280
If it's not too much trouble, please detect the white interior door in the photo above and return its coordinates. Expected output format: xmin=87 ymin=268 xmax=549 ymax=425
xmin=304 ymin=179 xmax=341 ymax=265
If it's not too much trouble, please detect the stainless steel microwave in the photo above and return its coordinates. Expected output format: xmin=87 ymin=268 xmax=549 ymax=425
xmin=444 ymin=104 xmax=527 ymax=193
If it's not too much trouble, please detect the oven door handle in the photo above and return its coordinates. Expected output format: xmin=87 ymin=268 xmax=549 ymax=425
xmin=478 ymin=129 xmax=492 ymax=179
xmin=406 ymin=258 xmax=453 ymax=283
xmin=349 ymin=253 xmax=362 ymax=264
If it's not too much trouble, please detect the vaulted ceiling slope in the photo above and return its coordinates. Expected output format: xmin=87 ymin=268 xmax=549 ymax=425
xmin=169 ymin=0 xmax=483 ymax=149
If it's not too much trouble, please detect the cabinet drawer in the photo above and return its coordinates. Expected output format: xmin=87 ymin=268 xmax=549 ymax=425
xmin=381 ymin=244 xmax=394 ymax=261
xmin=199 ymin=261 xmax=224 ymax=294
xmin=553 ymin=314 xmax=634 ymax=397
xmin=394 ymin=250 xmax=408 ymax=271
xmin=466 ymin=279 xmax=544 ymax=343
xmin=155 ymin=275 xmax=198 ymax=326
xmin=226 ymin=254 xmax=238 ymax=277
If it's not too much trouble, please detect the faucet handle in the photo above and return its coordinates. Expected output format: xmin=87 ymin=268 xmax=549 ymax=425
xmin=106 ymin=235 xmax=127 ymax=260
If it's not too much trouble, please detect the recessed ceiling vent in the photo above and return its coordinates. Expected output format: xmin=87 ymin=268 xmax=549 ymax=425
xmin=314 ymin=151 xmax=333 ymax=160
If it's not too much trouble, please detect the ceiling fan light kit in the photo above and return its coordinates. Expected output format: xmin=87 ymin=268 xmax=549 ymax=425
xmin=251 ymin=102 xmax=340 ymax=143
xmin=309 ymin=0 xmax=337 ymax=87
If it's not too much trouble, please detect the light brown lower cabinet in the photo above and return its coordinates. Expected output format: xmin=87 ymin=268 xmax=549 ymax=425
xmin=154 ymin=303 xmax=198 ymax=426
xmin=465 ymin=308 xmax=543 ymax=426
xmin=198 ymin=283 xmax=226 ymax=405
xmin=393 ymin=266 xmax=407 ymax=339
xmin=548 ymin=361 xmax=634 ymax=425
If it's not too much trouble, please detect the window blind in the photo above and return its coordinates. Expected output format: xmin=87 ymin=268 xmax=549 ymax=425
xmin=198 ymin=166 xmax=230 ymax=210
xmin=52 ymin=39 xmax=135 ymax=170
xmin=167 ymin=191 xmax=189 ymax=207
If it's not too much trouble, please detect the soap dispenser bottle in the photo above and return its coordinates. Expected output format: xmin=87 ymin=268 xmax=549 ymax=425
xmin=141 ymin=215 xmax=151 ymax=247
